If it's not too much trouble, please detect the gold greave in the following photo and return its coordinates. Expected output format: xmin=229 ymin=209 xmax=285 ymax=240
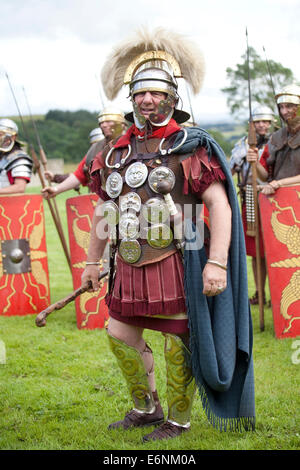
xmin=107 ymin=333 xmax=156 ymax=414
xmin=164 ymin=333 xmax=196 ymax=427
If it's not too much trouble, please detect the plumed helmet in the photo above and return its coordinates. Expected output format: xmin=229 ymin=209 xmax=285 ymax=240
xmin=275 ymin=84 xmax=300 ymax=105
xmin=89 ymin=128 xmax=103 ymax=144
xmin=0 ymin=118 xmax=18 ymax=135
xmin=252 ymin=106 xmax=275 ymax=122
xmin=97 ymin=106 xmax=125 ymax=124
xmin=101 ymin=27 xmax=205 ymax=128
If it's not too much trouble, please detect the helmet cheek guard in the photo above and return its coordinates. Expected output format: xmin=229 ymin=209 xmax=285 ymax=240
xmin=0 ymin=133 xmax=15 ymax=153
xmin=0 ymin=118 xmax=18 ymax=153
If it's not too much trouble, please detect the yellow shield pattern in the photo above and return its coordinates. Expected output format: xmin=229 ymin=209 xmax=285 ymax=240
xmin=259 ymin=186 xmax=300 ymax=338
xmin=0 ymin=194 xmax=50 ymax=316
xmin=66 ymin=194 xmax=109 ymax=329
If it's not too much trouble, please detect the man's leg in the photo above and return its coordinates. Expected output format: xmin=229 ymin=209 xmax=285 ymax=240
xmin=143 ymin=333 xmax=196 ymax=442
xmin=107 ymin=317 xmax=164 ymax=429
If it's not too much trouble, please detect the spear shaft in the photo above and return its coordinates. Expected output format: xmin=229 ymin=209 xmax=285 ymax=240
xmin=95 ymin=74 xmax=105 ymax=109
xmin=5 ymin=72 xmax=30 ymax=142
xmin=22 ymin=87 xmax=60 ymax=217
xmin=262 ymin=46 xmax=276 ymax=97
xmin=22 ymin=86 xmax=72 ymax=272
xmin=262 ymin=46 xmax=283 ymax=127
xmin=185 ymin=83 xmax=196 ymax=125
xmin=246 ymin=29 xmax=265 ymax=331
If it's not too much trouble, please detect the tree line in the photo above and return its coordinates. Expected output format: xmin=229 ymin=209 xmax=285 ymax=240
xmin=16 ymin=109 xmax=99 ymax=163
xmin=14 ymin=109 xmax=235 ymax=162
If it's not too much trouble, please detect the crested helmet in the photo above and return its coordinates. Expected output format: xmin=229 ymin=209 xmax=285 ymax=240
xmin=101 ymin=27 xmax=205 ymax=129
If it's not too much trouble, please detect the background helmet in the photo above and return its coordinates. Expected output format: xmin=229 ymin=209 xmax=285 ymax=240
xmin=97 ymin=107 xmax=125 ymax=125
xmin=0 ymin=118 xmax=18 ymax=135
xmin=0 ymin=118 xmax=18 ymax=152
xmin=252 ymin=106 xmax=275 ymax=122
xmin=275 ymin=84 xmax=300 ymax=105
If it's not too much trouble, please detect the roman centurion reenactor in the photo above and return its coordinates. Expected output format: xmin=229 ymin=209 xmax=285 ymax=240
xmin=0 ymin=118 xmax=33 ymax=194
xmin=42 ymin=107 xmax=126 ymax=198
xmin=230 ymin=106 xmax=275 ymax=305
xmin=81 ymin=27 xmax=255 ymax=442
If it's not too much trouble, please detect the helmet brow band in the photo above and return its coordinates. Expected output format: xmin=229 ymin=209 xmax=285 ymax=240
xmin=124 ymin=51 xmax=182 ymax=85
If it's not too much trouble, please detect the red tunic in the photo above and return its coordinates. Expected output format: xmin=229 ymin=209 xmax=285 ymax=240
xmin=73 ymin=155 xmax=89 ymax=186
xmin=6 ymin=170 xmax=30 ymax=184
xmin=259 ymin=144 xmax=270 ymax=172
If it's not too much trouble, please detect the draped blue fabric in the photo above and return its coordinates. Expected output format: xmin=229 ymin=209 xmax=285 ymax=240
xmin=177 ymin=127 xmax=255 ymax=431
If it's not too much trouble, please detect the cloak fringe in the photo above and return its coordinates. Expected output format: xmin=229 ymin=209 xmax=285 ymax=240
xmin=197 ymin=382 xmax=256 ymax=432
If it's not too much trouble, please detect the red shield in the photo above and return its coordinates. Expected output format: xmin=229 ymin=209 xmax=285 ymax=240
xmin=66 ymin=194 xmax=109 ymax=329
xmin=259 ymin=186 xmax=300 ymax=338
xmin=0 ymin=194 xmax=50 ymax=316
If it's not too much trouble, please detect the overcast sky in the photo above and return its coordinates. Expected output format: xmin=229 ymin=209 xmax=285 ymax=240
xmin=1 ymin=0 xmax=300 ymax=124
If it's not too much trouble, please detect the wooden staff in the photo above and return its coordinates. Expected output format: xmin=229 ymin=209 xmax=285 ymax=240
xmin=38 ymin=144 xmax=61 ymax=221
xmin=30 ymin=148 xmax=72 ymax=271
xmin=36 ymin=270 xmax=109 ymax=327
xmin=246 ymin=29 xmax=264 ymax=331
xmin=248 ymin=124 xmax=265 ymax=331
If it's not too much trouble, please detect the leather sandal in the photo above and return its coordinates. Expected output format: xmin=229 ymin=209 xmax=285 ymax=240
xmin=142 ymin=421 xmax=189 ymax=442
xmin=108 ymin=403 xmax=164 ymax=430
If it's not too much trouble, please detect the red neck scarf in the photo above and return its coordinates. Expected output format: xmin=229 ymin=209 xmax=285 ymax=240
xmin=113 ymin=118 xmax=181 ymax=148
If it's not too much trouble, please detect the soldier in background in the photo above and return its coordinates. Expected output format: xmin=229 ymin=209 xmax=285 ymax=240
xmin=0 ymin=118 xmax=33 ymax=194
xmin=247 ymin=84 xmax=300 ymax=194
xmin=42 ymin=107 xmax=126 ymax=199
xmin=230 ymin=106 xmax=275 ymax=305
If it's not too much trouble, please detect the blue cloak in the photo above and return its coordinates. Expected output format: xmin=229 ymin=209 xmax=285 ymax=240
xmin=174 ymin=127 xmax=255 ymax=431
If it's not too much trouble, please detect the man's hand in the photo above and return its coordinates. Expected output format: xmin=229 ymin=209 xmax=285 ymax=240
xmin=260 ymin=180 xmax=281 ymax=195
xmin=44 ymin=170 xmax=54 ymax=182
xmin=202 ymin=263 xmax=227 ymax=296
xmin=81 ymin=265 xmax=101 ymax=292
xmin=41 ymin=186 xmax=58 ymax=199
xmin=246 ymin=147 xmax=258 ymax=163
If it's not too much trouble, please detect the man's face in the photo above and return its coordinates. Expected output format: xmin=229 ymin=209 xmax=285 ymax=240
xmin=254 ymin=120 xmax=271 ymax=137
xmin=0 ymin=131 xmax=16 ymax=152
xmin=278 ymin=103 xmax=299 ymax=123
xmin=100 ymin=120 xmax=116 ymax=138
xmin=134 ymin=91 xmax=170 ymax=119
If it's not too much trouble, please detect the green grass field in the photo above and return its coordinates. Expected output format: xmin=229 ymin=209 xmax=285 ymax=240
xmin=0 ymin=187 xmax=299 ymax=451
